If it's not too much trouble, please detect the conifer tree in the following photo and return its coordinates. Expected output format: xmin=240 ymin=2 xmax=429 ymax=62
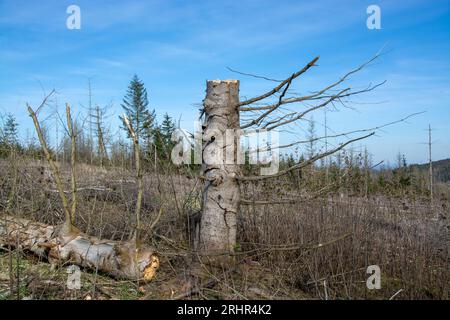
xmin=161 ymin=113 xmax=175 ymax=146
xmin=2 ymin=113 xmax=19 ymax=146
xmin=120 ymin=75 xmax=155 ymax=143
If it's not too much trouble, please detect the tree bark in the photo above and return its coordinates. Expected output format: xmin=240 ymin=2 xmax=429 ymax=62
xmin=0 ymin=214 xmax=159 ymax=281
xmin=197 ymin=80 xmax=241 ymax=261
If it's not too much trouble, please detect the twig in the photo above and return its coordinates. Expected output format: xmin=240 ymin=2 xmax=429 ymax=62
xmin=389 ymin=289 xmax=403 ymax=300
xmin=226 ymin=66 xmax=283 ymax=82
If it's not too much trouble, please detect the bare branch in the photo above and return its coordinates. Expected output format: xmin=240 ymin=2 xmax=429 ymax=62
xmin=238 ymin=132 xmax=374 ymax=181
xmin=261 ymin=112 xmax=296 ymax=129
xmin=264 ymin=88 xmax=350 ymax=130
xmin=226 ymin=66 xmax=283 ymax=82
xmin=250 ymin=112 xmax=425 ymax=154
xmin=240 ymin=82 xmax=379 ymax=112
xmin=65 ymin=104 xmax=77 ymax=225
xmin=123 ymin=115 xmax=143 ymax=243
xmin=240 ymin=74 xmax=295 ymax=129
xmin=240 ymin=54 xmax=383 ymax=112
xmin=35 ymin=89 xmax=56 ymax=114
xmin=148 ymin=207 xmax=163 ymax=231
xmin=238 ymin=56 xmax=319 ymax=107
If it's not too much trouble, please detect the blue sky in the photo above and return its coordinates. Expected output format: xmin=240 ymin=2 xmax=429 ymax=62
xmin=0 ymin=0 xmax=449 ymax=164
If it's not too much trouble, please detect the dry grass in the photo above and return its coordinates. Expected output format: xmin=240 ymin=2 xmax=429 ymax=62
xmin=0 ymin=159 xmax=448 ymax=300
xmin=239 ymin=197 xmax=448 ymax=299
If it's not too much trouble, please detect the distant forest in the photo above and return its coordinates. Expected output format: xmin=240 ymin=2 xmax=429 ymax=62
xmin=410 ymin=158 xmax=450 ymax=183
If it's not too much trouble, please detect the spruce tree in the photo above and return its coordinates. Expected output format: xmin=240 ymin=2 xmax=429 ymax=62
xmin=2 ymin=113 xmax=19 ymax=146
xmin=120 ymin=75 xmax=155 ymax=143
xmin=152 ymin=124 xmax=166 ymax=160
xmin=161 ymin=113 xmax=175 ymax=147
xmin=0 ymin=113 xmax=20 ymax=157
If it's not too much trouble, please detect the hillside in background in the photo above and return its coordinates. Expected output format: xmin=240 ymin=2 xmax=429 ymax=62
xmin=410 ymin=158 xmax=450 ymax=183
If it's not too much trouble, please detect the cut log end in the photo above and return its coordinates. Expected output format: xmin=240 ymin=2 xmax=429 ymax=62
xmin=209 ymin=79 xmax=239 ymax=84
xmin=143 ymin=255 xmax=160 ymax=281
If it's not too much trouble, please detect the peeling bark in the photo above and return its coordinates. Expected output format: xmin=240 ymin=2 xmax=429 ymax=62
xmin=0 ymin=214 xmax=159 ymax=281
xmin=197 ymin=80 xmax=241 ymax=260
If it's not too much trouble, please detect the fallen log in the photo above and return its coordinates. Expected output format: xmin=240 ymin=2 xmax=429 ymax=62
xmin=0 ymin=214 xmax=159 ymax=281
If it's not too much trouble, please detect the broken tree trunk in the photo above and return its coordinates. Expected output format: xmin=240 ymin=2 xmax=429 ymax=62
xmin=0 ymin=214 xmax=159 ymax=281
xmin=197 ymin=80 xmax=241 ymax=261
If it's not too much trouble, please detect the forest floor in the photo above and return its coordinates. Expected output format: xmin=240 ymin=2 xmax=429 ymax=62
xmin=0 ymin=249 xmax=310 ymax=300
xmin=0 ymin=161 xmax=448 ymax=300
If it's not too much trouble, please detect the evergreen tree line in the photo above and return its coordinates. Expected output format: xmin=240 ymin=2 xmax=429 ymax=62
xmin=0 ymin=75 xmax=176 ymax=169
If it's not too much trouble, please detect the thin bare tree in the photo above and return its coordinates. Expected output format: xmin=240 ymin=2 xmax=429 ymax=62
xmin=122 ymin=114 xmax=143 ymax=244
xmin=90 ymin=104 xmax=109 ymax=167
xmin=428 ymin=124 xmax=433 ymax=210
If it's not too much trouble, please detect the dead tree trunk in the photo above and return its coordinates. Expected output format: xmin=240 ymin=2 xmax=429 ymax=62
xmin=0 ymin=215 xmax=159 ymax=281
xmin=197 ymin=80 xmax=241 ymax=261
xmin=428 ymin=124 xmax=433 ymax=210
